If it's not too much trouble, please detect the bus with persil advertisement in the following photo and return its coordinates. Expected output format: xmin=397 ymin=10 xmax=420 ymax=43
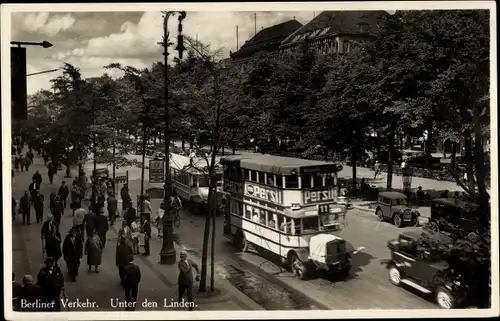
xmin=220 ymin=153 xmax=363 ymax=280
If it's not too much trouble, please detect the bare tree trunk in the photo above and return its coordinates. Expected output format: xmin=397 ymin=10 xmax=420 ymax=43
xmin=451 ymin=142 xmax=457 ymax=172
xmin=386 ymin=123 xmax=396 ymax=191
xmin=464 ymin=133 xmax=475 ymax=191
xmin=351 ymin=145 xmax=357 ymax=194
xmin=425 ymin=120 xmax=433 ymax=170
xmin=210 ymin=199 xmax=216 ymax=291
xmin=198 ymin=184 xmax=212 ymax=292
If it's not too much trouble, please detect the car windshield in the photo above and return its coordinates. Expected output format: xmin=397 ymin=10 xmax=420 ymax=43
xmin=392 ymin=198 xmax=408 ymax=206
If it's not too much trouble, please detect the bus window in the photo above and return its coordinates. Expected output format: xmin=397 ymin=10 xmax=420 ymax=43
xmin=313 ymin=174 xmax=323 ymax=188
xmin=252 ymin=208 xmax=260 ymax=222
xmin=276 ymin=175 xmax=283 ymax=187
xmin=277 ymin=215 xmax=285 ymax=231
xmin=192 ymin=176 xmax=198 ymax=187
xmin=292 ymin=219 xmax=301 ymax=235
xmin=285 ymin=175 xmax=299 ymax=188
xmin=267 ymin=174 xmax=276 ymax=187
xmin=258 ymin=172 xmax=265 ymax=184
xmin=302 ymin=175 xmax=312 ymax=188
xmin=244 ymin=205 xmax=252 ymax=219
xmin=268 ymin=213 xmax=277 ymax=229
xmin=325 ymin=173 xmax=336 ymax=187
xmin=198 ymin=176 xmax=209 ymax=187
xmin=303 ymin=216 xmax=319 ymax=233
xmin=238 ymin=169 xmax=244 ymax=181
xmin=259 ymin=209 xmax=267 ymax=225
xmin=244 ymin=169 xmax=249 ymax=180
xmin=249 ymin=170 xmax=254 ymax=182
xmin=224 ymin=167 xmax=230 ymax=179
xmin=279 ymin=216 xmax=289 ymax=233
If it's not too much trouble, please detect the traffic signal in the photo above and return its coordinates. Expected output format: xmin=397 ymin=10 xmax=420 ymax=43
xmin=11 ymin=47 xmax=28 ymax=120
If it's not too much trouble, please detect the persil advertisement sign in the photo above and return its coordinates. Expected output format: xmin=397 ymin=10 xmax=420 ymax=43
xmin=303 ymin=188 xmax=336 ymax=205
xmin=245 ymin=183 xmax=282 ymax=204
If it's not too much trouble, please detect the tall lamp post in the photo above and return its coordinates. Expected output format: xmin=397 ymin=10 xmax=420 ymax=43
xmin=159 ymin=10 xmax=186 ymax=265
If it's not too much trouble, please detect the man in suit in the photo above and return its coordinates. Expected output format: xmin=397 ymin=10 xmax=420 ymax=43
xmin=123 ymin=255 xmax=141 ymax=311
xmin=32 ymin=171 xmax=43 ymax=189
xmin=58 ymin=181 xmax=70 ymax=208
xmin=36 ymin=257 xmax=64 ymax=311
xmin=20 ymin=191 xmax=31 ymax=225
xmin=177 ymin=250 xmax=200 ymax=310
xmin=107 ymin=194 xmax=118 ymax=226
xmin=28 ymin=178 xmax=39 ymax=199
xmin=33 ymin=191 xmax=45 ymax=224
xmin=41 ymin=215 xmax=62 ymax=264
xmin=62 ymin=227 xmax=84 ymax=281
xmin=12 ymin=273 xmax=23 ymax=311
xmin=20 ymin=274 xmax=43 ymax=311
xmin=94 ymin=209 xmax=109 ymax=248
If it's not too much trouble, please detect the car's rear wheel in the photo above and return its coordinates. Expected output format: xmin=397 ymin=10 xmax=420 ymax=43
xmin=290 ymin=253 xmax=308 ymax=280
xmin=393 ymin=214 xmax=403 ymax=228
xmin=389 ymin=266 xmax=402 ymax=286
xmin=435 ymin=287 xmax=455 ymax=309
xmin=376 ymin=209 xmax=384 ymax=221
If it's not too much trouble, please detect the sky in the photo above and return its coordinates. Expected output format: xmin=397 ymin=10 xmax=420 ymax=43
xmin=11 ymin=11 xmax=319 ymax=95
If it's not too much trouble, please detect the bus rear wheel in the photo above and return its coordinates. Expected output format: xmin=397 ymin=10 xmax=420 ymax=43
xmin=235 ymin=231 xmax=248 ymax=252
xmin=289 ymin=253 xmax=308 ymax=280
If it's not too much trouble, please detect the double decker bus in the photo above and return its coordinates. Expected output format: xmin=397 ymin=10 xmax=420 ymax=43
xmin=170 ymin=152 xmax=223 ymax=214
xmin=220 ymin=154 xmax=362 ymax=280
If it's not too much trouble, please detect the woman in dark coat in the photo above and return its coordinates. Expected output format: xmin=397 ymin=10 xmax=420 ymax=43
xmin=116 ymin=226 xmax=133 ymax=288
xmin=42 ymin=221 xmax=62 ymax=264
xmin=85 ymin=230 xmax=103 ymax=273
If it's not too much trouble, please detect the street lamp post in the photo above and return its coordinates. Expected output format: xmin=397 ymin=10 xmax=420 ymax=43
xmin=159 ymin=10 xmax=186 ymax=265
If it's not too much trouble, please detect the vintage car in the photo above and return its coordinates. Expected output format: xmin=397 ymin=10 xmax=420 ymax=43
xmin=427 ymin=198 xmax=481 ymax=238
xmin=383 ymin=231 xmax=471 ymax=309
xmin=375 ymin=192 xmax=420 ymax=227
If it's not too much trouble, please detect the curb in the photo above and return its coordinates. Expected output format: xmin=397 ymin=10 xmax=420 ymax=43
xmin=109 ymin=224 xmax=264 ymax=310
xmin=351 ymin=205 xmax=375 ymax=214
xmin=232 ymin=255 xmax=332 ymax=310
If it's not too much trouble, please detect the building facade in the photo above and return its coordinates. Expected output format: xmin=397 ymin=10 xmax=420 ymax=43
xmin=279 ymin=11 xmax=389 ymax=55
xmin=230 ymin=19 xmax=303 ymax=64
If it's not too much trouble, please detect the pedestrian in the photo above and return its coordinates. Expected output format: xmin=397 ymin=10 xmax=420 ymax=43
xmin=12 ymin=197 xmax=17 ymax=221
xmin=41 ymin=215 xmax=62 ymax=264
xmin=48 ymin=162 xmax=55 ymax=185
xmin=107 ymin=194 xmax=118 ymax=226
xmin=71 ymin=185 xmax=81 ymax=215
xmin=32 ymin=171 xmax=42 ymax=189
xmin=123 ymin=255 xmax=141 ymax=311
xmin=373 ymin=160 xmax=381 ymax=179
xmin=12 ymin=273 xmax=23 ymax=311
xmin=33 ymin=191 xmax=45 ymax=224
xmin=24 ymin=154 xmax=32 ymax=171
xmin=20 ymin=274 xmax=43 ymax=311
xmin=58 ymin=181 xmax=69 ymax=209
xmin=18 ymin=155 xmax=25 ymax=172
xmin=95 ymin=209 xmax=109 ymax=248
xmin=36 ymin=257 xmax=64 ymax=311
xmin=12 ymin=145 xmax=17 ymax=156
xmin=124 ymin=204 xmax=137 ymax=227
xmin=85 ymin=229 xmax=103 ymax=273
xmin=20 ymin=191 xmax=31 ymax=225
xmin=14 ymin=156 xmax=20 ymax=172
xmin=156 ymin=202 xmax=165 ymax=238
xmin=130 ymin=220 xmax=140 ymax=254
xmin=121 ymin=184 xmax=131 ymax=211
xmin=17 ymin=145 xmax=22 ymax=155
xmin=28 ymin=150 xmax=34 ymax=163
xmin=177 ymin=250 xmax=200 ymax=310
xmin=141 ymin=195 xmax=152 ymax=227
xmin=116 ymin=224 xmax=133 ymax=288
xmin=143 ymin=218 xmax=151 ymax=256
xmin=73 ymin=206 xmax=87 ymax=238
xmin=42 ymin=153 xmax=49 ymax=166
xmin=52 ymin=195 xmax=64 ymax=229
xmin=84 ymin=207 xmax=97 ymax=238
xmin=49 ymin=192 xmax=57 ymax=214
xmin=63 ymin=227 xmax=84 ymax=281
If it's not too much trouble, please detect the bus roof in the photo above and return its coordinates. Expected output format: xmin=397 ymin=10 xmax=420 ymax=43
xmin=170 ymin=152 xmax=221 ymax=175
xmin=220 ymin=153 xmax=341 ymax=175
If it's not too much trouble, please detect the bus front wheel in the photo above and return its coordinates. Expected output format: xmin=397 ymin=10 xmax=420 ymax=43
xmin=289 ymin=252 xmax=308 ymax=280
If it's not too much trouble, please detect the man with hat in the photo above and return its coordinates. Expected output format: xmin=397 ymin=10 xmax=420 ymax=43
xmin=94 ymin=208 xmax=109 ymax=248
xmin=177 ymin=250 xmax=200 ymax=310
xmin=36 ymin=257 xmax=64 ymax=311
xmin=123 ymin=255 xmax=141 ymax=311
xmin=62 ymin=227 xmax=84 ymax=281
xmin=41 ymin=215 xmax=62 ymax=264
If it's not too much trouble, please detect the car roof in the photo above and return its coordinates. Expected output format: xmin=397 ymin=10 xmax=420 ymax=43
xmin=379 ymin=191 xmax=407 ymax=199
xmin=400 ymin=230 xmax=453 ymax=244
xmin=432 ymin=198 xmax=479 ymax=210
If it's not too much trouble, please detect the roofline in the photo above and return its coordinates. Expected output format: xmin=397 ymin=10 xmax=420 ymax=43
xmin=280 ymin=32 xmax=377 ymax=49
